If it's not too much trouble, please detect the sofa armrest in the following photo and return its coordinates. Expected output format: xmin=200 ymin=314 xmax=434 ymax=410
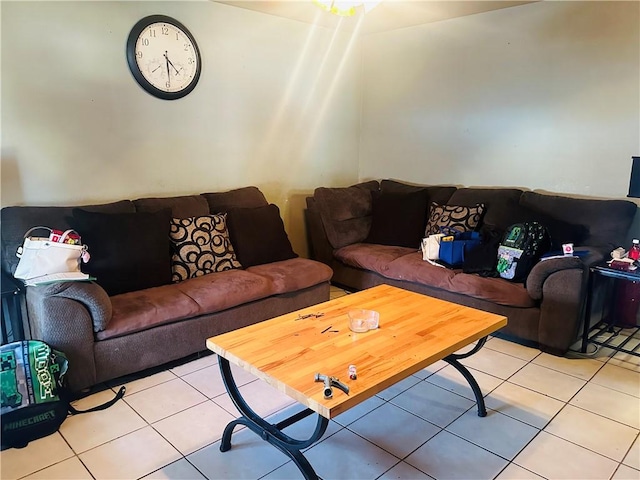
xmin=526 ymin=257 xmax=586 ymax=300
xmin=305 ymin=197 xmax=335 ymax=266
xmin=525 ymin=258 xmax=588 ymax=355
xmin=26 ymin=281 xmax=112 ymax=391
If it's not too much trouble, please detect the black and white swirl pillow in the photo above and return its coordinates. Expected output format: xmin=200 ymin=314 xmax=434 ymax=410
xmin=424 ymin=202 xmax=486 ymax=236
xmin=169 ymin=214 xmax=241 ymax=282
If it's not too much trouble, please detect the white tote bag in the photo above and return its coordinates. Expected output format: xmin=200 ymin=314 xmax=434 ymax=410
xmin=14 ymin=227 xmax=88 ymax=280
xmin=421 ymin=233 xmax=445 ymax=261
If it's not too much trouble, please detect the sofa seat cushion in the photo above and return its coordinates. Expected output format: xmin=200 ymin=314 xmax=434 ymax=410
xmin=383 ymin=252 xmax=457 ymax=289
xmin=449 ymin=273 xmax=535 ymax=307
xmin=334 ymin=243 xmax=416 ymax=274
xmin=247 ymin=258 xmax=333 ymax=294
xmin=98 ymin=269 xmax=272 ymax=340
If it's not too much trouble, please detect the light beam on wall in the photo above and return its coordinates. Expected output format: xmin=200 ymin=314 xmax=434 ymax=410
xmin=300 ymin=17 xmax=344 ymax=115
xmin=303 ymin=13 xmax=364 ymax=156
xmin=256 ymin=10 xmax=323 ymax=161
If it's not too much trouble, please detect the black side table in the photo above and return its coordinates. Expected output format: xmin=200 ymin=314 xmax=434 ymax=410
xmin=581 ymin=262 xmax=640 ymax=357
xmin=1 ymin=271 xmax=25 ymax=344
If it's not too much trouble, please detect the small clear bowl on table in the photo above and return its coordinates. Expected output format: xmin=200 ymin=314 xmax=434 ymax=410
xmin=348 ymin=309 xmax=380 ymax=333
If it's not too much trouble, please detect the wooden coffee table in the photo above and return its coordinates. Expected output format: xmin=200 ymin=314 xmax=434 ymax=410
xmin=206 ymin=284 xmax=507 ymax=479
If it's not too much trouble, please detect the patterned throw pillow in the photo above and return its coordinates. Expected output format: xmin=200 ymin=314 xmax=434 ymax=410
xmin=424 ymin=202 xmax=486 ymax=236
xmin=169 ymin=214 xmax=241 ymax=282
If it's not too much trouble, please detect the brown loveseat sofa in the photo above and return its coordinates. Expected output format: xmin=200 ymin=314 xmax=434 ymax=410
xmin=306 ymin=179 xmax=637 ymax=356
xmin=2 ymin=187 xmax=332 ymax=391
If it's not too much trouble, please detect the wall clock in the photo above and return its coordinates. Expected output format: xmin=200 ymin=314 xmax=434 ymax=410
xmin=126 ymin=15 xmax=201 ymax=100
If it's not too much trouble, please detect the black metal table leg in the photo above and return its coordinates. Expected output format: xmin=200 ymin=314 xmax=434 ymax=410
xmin=443 ymin=336 xmax=488 ymax=417
xmin=578 ymin=264 xmax=640 ymax=358
xmin=217 ymin=358 xmax=329 ymax=480
xmin=581 ymin=271 xmax=596 ymax=353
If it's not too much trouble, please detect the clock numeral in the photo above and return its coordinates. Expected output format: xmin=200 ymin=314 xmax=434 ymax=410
xmin=149 ymin=29 xmax=156 ymax=38
xmin=162 ymin=26 xmax=169 ymax=35
xmin=184 ymin=43 xmax=190 ymax=52
xmin=141 ymin=38 xmax=149 ymax=47
xmin=188 ymin=57 xmax=193 ymax=65
xmin=136 ymin=51 xmax=143 ymax=59
xmin=166 ymin=81 xmax=171 ymax=89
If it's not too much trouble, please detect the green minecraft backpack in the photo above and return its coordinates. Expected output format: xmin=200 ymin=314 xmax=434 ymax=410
xmin=1 ymin=340 xmax=125 ymax=450
xmin=496 ymin=222 xmax=551 ymax=282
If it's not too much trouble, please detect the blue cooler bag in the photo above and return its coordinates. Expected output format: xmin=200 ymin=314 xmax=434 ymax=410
xmin=439 ymin=230 xmax=482 ymax=268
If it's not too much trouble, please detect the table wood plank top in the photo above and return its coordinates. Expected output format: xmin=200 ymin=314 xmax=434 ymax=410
xmin=207 ymin=284 xmax=507 ymax=418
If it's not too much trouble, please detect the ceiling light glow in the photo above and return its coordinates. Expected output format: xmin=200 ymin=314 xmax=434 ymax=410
xmin=313 ymin=0 xmax=382 ymax=17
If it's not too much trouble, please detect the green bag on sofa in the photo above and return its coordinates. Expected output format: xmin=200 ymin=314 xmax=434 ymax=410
xmin=496 ymin=222 xmax=551 ymax=282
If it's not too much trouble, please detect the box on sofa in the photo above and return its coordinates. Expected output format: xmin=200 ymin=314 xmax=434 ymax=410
xmin=306 ymin=179 xmax=637 ymax=355
xmin=1 ymin=187 xmax=333 ymax=391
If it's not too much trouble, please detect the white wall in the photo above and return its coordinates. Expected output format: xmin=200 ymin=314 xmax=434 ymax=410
xmin=1 ymin=1 xmax=363 ymax=255
xmin=359 ymin=1 xmax=639 ymax=206
xmin=3 ymin=1 xmax=640 ymax=251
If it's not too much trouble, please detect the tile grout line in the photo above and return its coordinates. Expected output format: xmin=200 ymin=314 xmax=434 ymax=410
xmin=163 ymin=337 xmax=636 ymax=479
xmin=7 ymin=311 xmax=639 ymax=480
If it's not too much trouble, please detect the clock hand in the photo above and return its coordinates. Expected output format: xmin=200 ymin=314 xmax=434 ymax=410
xmin=165 ymin=56 xmax=182 ymax=76
xmin=164 ymin=51 xmax=171 ymax=86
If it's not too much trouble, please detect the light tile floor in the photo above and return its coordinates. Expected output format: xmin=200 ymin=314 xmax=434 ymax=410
xmin=2 ymin=287 xmax=639 ymax=480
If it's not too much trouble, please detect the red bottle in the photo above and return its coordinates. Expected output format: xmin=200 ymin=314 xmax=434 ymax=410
xmin=629 ymin=239 xmax=640 ymax=261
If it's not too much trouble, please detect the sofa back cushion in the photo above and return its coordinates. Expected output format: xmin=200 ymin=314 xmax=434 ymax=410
xmin=314 ymin=181 xmax=380 ymax=249
xmin=483 ymin=200 xmax=589 ymax=250
xmin=201 ymin=186 xmax=268 ymax=214
xmin=226 ymin=204 xmax=297 ymax=267
xmin=70 ymin=208 xmax=172 ymax=296
xmin=1 ymin=200 xmax=135 ymax=276
xmin=447 ymin=188 xmax=523 ymax=225
xmin=365 ymin=190 xmax=429 ymax=248
xmin=519 ymin=191 xmax=637 ymax=250
xmin=134 ymin=195 xmax=209 ymax=219
xmin=380 ymin=180 xmax=457 ymax=206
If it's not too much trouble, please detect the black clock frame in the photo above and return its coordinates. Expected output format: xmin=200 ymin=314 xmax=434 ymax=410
xmin=126 ymin=15 xmax=202 ymax=100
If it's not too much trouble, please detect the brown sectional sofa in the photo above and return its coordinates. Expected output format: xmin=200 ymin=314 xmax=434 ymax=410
xmin=1 ymin=187 xmax=332 ymax=391
xmin=306 ymin=179 xmax=637 ymax=355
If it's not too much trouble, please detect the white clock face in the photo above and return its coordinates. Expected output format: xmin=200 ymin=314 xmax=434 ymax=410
xmin=127 ymin=16 xmax=201 ymax=99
